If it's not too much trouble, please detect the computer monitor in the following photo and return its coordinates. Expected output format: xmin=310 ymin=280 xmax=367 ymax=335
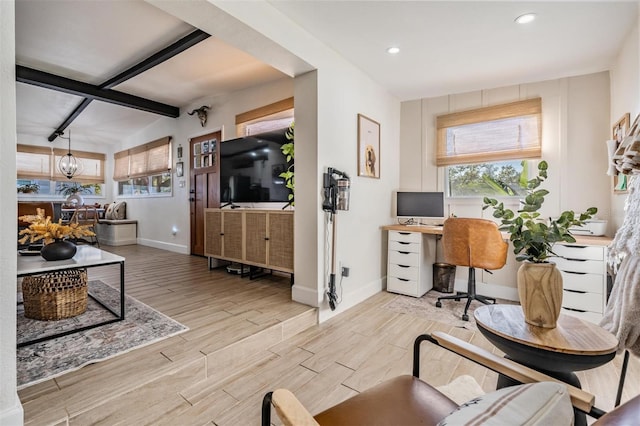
xmin=395 ymin=191 xmax=445 ymax=225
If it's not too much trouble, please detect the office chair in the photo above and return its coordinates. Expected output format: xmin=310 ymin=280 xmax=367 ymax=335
xmin=435 ymin=217 xmax=508 ymax=321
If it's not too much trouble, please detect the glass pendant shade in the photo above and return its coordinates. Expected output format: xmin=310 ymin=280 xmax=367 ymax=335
xmin=59 ymin=153 xmax=79 ymax=179
xmin=57 ymin=129 xmax=82 ymax=179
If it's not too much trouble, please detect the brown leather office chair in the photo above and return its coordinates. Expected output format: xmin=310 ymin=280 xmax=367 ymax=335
xmin=262 ymin=332 xmax=637 ymax=426
xmin=435 ymin=217 xmax=508 ymax=321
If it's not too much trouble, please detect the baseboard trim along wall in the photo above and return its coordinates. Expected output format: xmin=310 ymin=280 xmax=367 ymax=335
xmin=138 ymin=238 xmax=189 ymax=255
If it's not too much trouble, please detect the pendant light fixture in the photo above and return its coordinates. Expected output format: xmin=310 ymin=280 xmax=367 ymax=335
xmin=57 ymin=129 xmax=82 ymax=179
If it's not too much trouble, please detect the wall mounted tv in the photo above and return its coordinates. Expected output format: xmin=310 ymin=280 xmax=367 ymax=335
xmin=220 ymin=128 xmax=290 ymax=204
xmin=395 ymin=191 xmax=445 ymax=224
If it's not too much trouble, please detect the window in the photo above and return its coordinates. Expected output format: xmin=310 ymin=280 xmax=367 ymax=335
xmin=114 ymin=136 xmax=172 ymax=197
xmin=236 ymin=97 xmax=294 ymax=136
xmin=437 ymin=98 xmax=542 ymax=198
xmin=448 ymin=160 xmax=530 ymax=197
xmin=17 ymin=144 xmax=106 ymax=198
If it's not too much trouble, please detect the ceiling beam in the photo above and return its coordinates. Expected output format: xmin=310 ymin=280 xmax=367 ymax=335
xmin=47 ymin=29 xmax=210 ymax=141
xmin=17 ymin=65 xmax=180 ymax=116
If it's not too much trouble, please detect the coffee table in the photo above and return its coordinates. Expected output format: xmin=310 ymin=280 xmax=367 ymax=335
xmin=17 ymin=245 xmax=125 ymax=348
xmin=474 ymin=304 xmax=618 ymax=426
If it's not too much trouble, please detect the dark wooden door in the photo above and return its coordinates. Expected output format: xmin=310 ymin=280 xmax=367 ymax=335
xmin=190 ymin=131 xmax=221 ymax=256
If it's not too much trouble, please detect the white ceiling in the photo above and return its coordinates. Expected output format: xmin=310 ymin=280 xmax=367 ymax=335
xmin=15 ymin=0 xmax=638 ymax=147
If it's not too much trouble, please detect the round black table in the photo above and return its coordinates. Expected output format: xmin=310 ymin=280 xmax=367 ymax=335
xmin=474 ymin=304 xmax=618 ymax=426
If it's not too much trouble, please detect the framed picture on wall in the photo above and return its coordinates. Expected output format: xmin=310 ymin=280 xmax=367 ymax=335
xmin=613 ymin=113 xmax=630 ymax=193
xmin=357 ymin=113 xmax=380 ymax=178
xmin=176 ymin=161 xmax=184 ymax=177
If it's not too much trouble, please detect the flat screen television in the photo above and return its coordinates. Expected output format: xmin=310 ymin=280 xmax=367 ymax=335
xmin=395 ymin=191 xmax=445 ymax=225
xmin=220 ymin=128 xmax=290 ymax=204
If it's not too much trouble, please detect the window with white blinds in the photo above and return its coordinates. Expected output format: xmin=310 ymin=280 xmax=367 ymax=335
xmin=113 ymin=136 xmax=171 ymax=180
xmin=436 ymin=98 xmax=542 ymax=166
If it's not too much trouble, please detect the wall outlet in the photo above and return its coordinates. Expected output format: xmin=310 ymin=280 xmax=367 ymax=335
xmin=341 ymin=266 xmax=350 ymax=277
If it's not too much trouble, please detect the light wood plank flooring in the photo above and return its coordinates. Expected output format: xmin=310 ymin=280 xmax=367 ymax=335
xmin=18 ymin=245 xmax=640 ymax=425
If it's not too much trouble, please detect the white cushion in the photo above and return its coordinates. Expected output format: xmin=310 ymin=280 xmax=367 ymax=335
xmin=105 ymin=201 xmax=126 ymax=220
xmin=437 ymin=382 xmax=573 ymax=426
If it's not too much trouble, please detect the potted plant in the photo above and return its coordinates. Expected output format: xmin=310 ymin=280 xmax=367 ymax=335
xmin=482 ymin=160 xmax=597 ymax=327
xmin=17 ymin=183 xmax=40 ymax=194
xmin=279 ymin=122 xmax=294 ymax=207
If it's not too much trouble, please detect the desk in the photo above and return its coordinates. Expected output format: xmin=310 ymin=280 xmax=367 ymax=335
xmin=475 ymin=304 xmax=618 ymax=425
xmin=17 ymin=246 xmax=125 ymax=348
xmin=381 ymin=224 xmax=612 ymax=318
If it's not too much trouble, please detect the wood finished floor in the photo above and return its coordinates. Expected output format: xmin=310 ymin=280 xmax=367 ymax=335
xmin=17 ymin=245 xmax=640 ymax=425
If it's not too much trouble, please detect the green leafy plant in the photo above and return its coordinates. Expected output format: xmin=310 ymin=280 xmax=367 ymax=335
xmin=279 ymin=122 xmax=294 ymax=206
xmin=17 ymin=183 xmax=40 ymax=193
xmin=58 ymin=183 xmax=101 ymax=196
xmin=482 ymin=160 xmax=597 ymax=263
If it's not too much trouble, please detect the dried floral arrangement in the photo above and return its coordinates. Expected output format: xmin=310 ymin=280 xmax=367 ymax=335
xmin=19 ymin=208 xmax=95 ymax=245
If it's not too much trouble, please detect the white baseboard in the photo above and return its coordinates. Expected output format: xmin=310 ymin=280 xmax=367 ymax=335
xmin=0 ymin=399 xmax=24 ymax=426
xmin=318 ymin=277 xmax=383 ymax=323
xmin=137 ymin=238 xmax=190 ymax=255
xmin=292 ymin=285 xmax=319 ymax=307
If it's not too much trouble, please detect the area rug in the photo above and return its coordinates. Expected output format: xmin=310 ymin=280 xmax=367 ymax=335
xmin=383 ymin=289 xmax=517 ymax=329
xmin=17 ymin=280 xmax=188 ymax=389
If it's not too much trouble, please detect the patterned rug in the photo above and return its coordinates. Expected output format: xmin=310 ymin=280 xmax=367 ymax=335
xmin=17 ymin=280 xmax=188 ymax=389
xmin=383 ymin=289 xmax=517 ymax=330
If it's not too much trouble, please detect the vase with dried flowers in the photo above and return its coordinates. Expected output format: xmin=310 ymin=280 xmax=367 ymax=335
xmin=18 ymin=208 xmax=96 ymax=260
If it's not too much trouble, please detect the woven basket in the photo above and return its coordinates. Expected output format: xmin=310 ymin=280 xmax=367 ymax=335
xmin=22 ymin=269 xmax=88 ymax=320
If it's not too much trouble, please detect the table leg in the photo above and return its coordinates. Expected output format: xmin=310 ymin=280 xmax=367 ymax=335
xmin=497 ymin=359 xmax=586 ymax=426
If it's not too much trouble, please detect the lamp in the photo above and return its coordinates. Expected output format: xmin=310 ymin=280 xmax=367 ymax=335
xmin=56 ymin=129 xmax=82 ymax=179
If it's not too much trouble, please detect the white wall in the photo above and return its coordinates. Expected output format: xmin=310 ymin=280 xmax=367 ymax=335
xmin=400 ymin=72 xmax=612 ymax=299
xmin=115 ymin=77 xmax=294 ymax=253
xmin=609 ymin=14 xmax=640 ymax=228
xmin=0 ymin=0 xmax=24 ymax=423
xmin=151 ymin=0 xmax=401 ymax=322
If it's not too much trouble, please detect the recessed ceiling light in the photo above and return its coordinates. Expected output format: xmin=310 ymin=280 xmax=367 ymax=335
xmin=386 ymin=46 xmax=400 ymax=55
xmin=515 ymin=13 xmax=536 ymax=24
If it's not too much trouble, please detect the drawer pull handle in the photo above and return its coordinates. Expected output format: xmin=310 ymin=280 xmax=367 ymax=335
xmin=564 ymin=289 xmax=587 ymax=294
xmin=563 ymin=257 xmax=587 ymax=262
xmin=398 ymin=242 xmax=410 ymax=245
xmin=564 ymin=271 xmax=586 ymax=275
xmin=399 ymin=232 xmax=411 ymax=235
xmin=563 ymin=307 xmax=587 ymax=313
xmin=567 ymin=245 xmax=588 ymax=249
xmin=398 ymin=264 xmax=410 ymax=268
xmin=397 ymin=278 xmax=409 ymax=282
xmin=398 ymin=251 xmax=410 ymax=255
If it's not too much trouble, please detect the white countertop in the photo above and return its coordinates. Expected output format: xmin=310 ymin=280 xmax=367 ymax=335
xmin=17 ymin=245 xmax=124 ymax=276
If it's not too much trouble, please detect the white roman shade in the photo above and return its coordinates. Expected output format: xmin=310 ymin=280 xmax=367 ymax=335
xmin=436 ymin=98 xmax=542 ymax=166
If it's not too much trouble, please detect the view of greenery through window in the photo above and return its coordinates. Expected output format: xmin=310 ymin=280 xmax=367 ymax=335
xmin=117 ymin=173 xmax=171 ymax=196
xmin=448 ymin=160 xmax=528 ymax=197
xmin=17 ymin=179 xmax=102 ymax=196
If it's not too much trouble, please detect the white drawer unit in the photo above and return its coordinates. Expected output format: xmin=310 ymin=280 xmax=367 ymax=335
xmin=386 ymin=231 xmax=433 ymax=297
xmin=553 ymin=243 xmax=608 ymax=324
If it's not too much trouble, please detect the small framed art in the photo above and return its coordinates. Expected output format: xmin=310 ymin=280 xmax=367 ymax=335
xmin=176 ymin=161 xmax=184 ymax=177
xmin=357 ymin=113 xmax=380 ymax=178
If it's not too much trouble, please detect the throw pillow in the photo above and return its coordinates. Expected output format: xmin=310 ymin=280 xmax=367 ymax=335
xmin=104 ymin=202 xmax=116 ymax=220
xmin=437 ymin=382 xmax=572 ymax=426
xmin=112 ymin=201 xmax=126 ymax=220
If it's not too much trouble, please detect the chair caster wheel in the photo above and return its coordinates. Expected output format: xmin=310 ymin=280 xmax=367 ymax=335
xmin=436 ymin=301 xmax=442 ymax=308
xmin=462 ymin=314 xmax=469 ymax=321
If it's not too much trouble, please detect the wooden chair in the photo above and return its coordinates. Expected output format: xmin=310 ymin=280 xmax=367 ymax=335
xmin=435 ymin=217 xmax=508 ymax=320
xmin=262 ymin=332 xmax=640 ymax=426
xmin=70 ymin=206 xmax=100 ymax=247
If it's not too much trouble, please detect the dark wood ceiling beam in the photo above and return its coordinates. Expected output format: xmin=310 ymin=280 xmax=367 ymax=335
xmin=46 ymin=29 xmax=210 ymax=141
xmin=17 ymin=65 xmax=180 ymax=117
